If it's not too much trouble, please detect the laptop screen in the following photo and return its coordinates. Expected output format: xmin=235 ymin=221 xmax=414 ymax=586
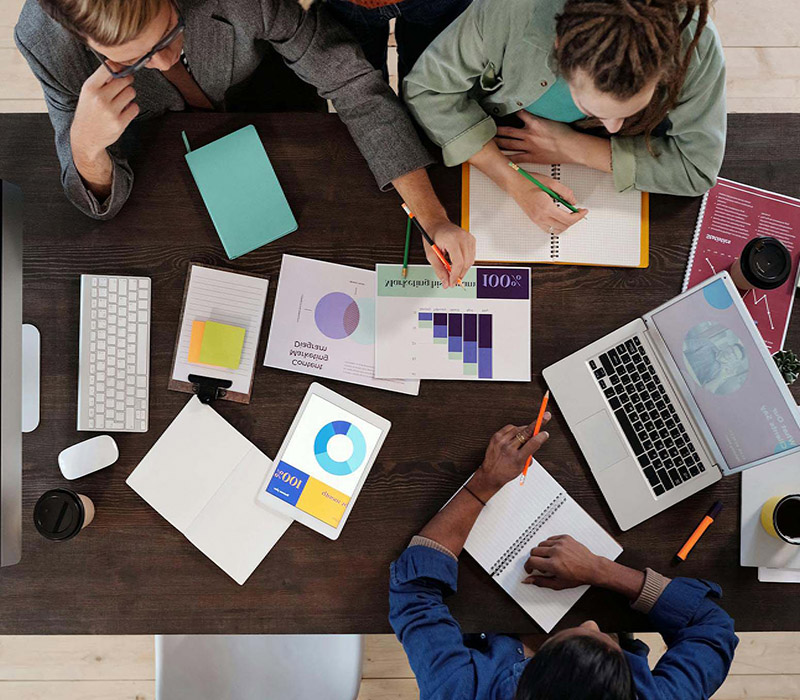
xmin=650 ymin=277 xmax=800 ymax=470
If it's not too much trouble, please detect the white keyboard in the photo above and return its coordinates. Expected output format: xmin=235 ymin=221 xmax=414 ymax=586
xmin=77 ymin=274 xmax=151 ymax=432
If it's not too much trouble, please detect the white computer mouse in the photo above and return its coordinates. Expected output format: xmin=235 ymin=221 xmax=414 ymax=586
xmin=58 ymin=435 xmax=119 ymax=480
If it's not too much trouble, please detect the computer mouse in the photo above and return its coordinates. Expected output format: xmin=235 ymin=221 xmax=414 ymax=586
xmin=58 ymin=435 xmax=119 ymax=480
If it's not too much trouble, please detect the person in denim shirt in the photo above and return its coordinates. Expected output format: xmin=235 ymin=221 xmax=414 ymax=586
xmin=389 ymin=413 xmax=738 ymax=699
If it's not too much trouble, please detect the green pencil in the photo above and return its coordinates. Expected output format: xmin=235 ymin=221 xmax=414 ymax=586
xmin=402 ymin=216 xmax=411 ymax=277
xmin=508 ymin=161 xmax=581 ymax=214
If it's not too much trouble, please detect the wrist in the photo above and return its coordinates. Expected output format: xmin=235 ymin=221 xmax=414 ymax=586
xmin=468 ymin=468 xmax=504 ymax=504
xmin=414 ymin=209 xmax=450 ymax=236
xmin=593 ymin=556 xmax=618 ymax=588
xmin=560 ymin=131 xmax=589 ymax=166
xmin=568 ymin=133 xmax=613 ymax=172
xmin=72 ymin=137 xmax=107 ymax=170
xmin=595 ymin=558 xmax=646 ymax=599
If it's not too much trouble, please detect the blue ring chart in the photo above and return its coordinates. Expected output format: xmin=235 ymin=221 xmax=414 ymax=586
xmin=314 ymin=421 xmax=367 ymax=476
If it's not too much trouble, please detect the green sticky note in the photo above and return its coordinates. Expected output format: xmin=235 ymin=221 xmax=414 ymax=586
xmin=198 ymin=321 xmax=246 ymax=369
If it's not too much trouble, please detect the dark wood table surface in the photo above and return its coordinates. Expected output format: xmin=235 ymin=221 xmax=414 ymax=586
xmin=1 ymin=112 xmax=799 ymax=634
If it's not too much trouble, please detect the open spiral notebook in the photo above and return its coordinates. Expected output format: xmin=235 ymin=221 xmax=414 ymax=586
xmin=463 ymin=461 xmax=622 ymax=632
xmin=462 ymin=163 xmax=649 ymax=268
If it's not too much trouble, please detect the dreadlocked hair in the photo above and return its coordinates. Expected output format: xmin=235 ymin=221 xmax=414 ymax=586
xmin=554 ymin=0 xmax=710 ymax=144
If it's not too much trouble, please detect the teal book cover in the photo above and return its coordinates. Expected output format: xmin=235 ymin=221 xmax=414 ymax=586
xmin=184 ymin=125 xmax=297 ymax=259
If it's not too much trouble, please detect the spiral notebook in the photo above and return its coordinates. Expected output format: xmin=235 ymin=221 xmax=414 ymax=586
xmin=681 ymin=178 xmax=800 ymax=354
xmin=462 ymin=163 xmax=648 ymax=268
xmin=463 ymin=461 xmax=622 ymax=632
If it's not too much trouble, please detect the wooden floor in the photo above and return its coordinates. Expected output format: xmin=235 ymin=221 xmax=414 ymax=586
xmin=2 ymin=0 xmax=800 ymax=697
xmin=0 ymin=632 xmax=800 ymax=699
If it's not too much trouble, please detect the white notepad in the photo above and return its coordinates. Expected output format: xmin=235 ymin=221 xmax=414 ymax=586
xmin=464 ymin=163 xmax=648 ymax=268
xmin=126 ymin=397 xmax=292 ymax=585
xmin=464 ymin=461 xmax=622 ymax=632
xmin=171 ymin=265 xmax=269 ymax=395
xmin=741 ymin=452 xmax=800 ymax=570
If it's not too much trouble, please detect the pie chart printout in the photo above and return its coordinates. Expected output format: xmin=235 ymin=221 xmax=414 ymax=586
xmin=315 ymin=292 xmax=360 ymax=340
xmin=314 ymin=421 xmax=367 ymax=476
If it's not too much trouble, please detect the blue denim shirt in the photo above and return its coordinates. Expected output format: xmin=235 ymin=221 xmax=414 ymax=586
xmin=389 ymin=546 xmax=739 ymax=700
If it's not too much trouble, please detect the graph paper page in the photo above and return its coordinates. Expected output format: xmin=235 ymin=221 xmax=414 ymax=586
xmin=467 ymin=163 xmax=643 ymax=267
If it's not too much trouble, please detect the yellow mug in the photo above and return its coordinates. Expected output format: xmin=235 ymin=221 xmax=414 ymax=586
xmin=761 ymin=494 xmax=800 ymax=544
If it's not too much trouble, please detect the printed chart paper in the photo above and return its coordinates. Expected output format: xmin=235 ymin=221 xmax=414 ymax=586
xmin=264 ymin=255 xmax=419 ymax=395
xmin=375 ymin=265 xmax=531 ymax=381
xmin=683 ymin=178 xmax=800 ymax=353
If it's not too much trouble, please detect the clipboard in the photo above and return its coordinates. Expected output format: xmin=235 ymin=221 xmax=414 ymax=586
xmin=168 ymin=263 xmax=269 ymax=404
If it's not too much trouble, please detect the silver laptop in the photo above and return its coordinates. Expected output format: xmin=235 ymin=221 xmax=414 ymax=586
xmin=543 ymin=272 xmax=800 ymax=531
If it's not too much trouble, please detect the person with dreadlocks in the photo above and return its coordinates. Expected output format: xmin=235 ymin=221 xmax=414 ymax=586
xmin=404 ymin=0 xmax=724 ymax=236
xmin=389 ymin=413 xmax=738 ymax=700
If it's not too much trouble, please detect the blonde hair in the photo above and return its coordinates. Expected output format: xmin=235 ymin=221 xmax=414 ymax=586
xmin=39 ymin=0 xmax=166 ymax=46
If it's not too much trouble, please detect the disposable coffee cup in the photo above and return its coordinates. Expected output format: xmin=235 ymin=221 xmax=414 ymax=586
xmin=729 ymin=237 xmax=792 ymax=291
xmin=760 ymin=494 xmax=800 ymax=545
xmin=33 ymin=488 xmax=95 ymax=541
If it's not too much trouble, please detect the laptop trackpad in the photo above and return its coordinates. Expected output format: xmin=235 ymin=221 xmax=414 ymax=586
xmin=576 ymin=411 xmax=629 ymax=473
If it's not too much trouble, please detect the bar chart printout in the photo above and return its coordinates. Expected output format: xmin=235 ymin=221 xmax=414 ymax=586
xmin=419 ymin=312 xmax=492 ymax=378
xmin=375 ymin=265 xmax=530 ymax=381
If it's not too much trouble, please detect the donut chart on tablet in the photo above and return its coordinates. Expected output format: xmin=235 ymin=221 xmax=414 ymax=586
xmin=314 ymin=421 xmax=367 ymax=476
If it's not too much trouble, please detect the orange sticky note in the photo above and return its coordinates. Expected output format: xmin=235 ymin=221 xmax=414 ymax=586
xmin=188 ymin=321 xmax=205 ymax=363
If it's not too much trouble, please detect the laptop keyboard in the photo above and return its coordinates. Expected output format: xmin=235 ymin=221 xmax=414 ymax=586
xmin=590 ymin=336 xmax=705 ymax=497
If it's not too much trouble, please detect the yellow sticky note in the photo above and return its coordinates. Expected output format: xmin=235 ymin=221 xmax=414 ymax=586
xmin=188 ymin=321 xmax=205 ymax=363
xmin=198 ymin=321 xmax=245 ymax=369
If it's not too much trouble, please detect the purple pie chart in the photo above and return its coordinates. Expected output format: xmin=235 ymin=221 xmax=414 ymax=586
xmin=315 ymin=292 xmax=361 ymax=339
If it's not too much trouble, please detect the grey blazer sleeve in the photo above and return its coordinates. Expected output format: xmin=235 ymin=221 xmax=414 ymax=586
xmin=13 ymin=30 xmax=133 ymax=220
xmin=259 ymin=0 xmax=433 ymax=189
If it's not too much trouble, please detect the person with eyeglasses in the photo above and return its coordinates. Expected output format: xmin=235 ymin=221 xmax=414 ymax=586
xmin=14 ymin=0 xmax=476 ymax=288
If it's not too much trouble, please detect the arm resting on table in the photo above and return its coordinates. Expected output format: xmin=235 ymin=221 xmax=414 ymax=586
xmin=13 ymin=30 xmax=134 ymax=220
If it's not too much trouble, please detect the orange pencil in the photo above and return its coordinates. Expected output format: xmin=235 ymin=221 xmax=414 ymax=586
xmin=520 ymin=391 xmax=549 ymax=485
xmin=675 ymin=501 xmax=722 ymax=562
xmin=401 ymin=203 xmax=463 ymax=287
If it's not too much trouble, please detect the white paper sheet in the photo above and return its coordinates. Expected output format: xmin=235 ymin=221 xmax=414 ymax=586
xmin=263 ymin=255 xmax=419 ymax=395
xmin=758 ymin=567 xmax=800 ymax=583
xmin=172 ymin=265 xmax=269 ymax=394
xmin=741 ymin=452 xmax=800 ymax=569
xmin=374 ymin=264 xmax=531 ymax=381
xmin=126 ymin=397 xmax=291 ymax=585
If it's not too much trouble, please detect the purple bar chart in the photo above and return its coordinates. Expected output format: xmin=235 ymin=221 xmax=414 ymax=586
xmin=417 ymin=312 xmax=492 ymax=378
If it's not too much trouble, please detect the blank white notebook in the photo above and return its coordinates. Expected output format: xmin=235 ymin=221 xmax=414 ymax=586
xmin=126 ymin=397 xmax=292 ymax=585
xmin=463 ymin=163 xmax=648 ymax=268
xmin=464 ymin=461 xmax=622 ymax=632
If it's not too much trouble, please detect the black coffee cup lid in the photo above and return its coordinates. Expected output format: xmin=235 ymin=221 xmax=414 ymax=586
xmin=33 ymin=489 xmax=85 ymax=541
xmin=740 ymin=237 xmax=792 ymax=290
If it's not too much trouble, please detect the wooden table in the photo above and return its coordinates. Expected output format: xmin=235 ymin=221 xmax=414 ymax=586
xmin=1 ymin=113 xmax=798 ymax=634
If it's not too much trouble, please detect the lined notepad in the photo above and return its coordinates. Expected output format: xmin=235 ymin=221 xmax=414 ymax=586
xmin=464 ymin=461 xmax=622 ymax=632
xmin=171 ymin=266 xmax=268 ymax=395
xmin=463 ymin=163 xmax=648 ymax=268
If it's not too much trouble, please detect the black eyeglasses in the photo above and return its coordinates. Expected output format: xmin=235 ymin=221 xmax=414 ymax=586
xmin=91 ymin=14 xmax=186 ymax=79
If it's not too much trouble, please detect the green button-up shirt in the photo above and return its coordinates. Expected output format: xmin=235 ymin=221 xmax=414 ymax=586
xmin=404 ymin=0 xmax=727 ymax=197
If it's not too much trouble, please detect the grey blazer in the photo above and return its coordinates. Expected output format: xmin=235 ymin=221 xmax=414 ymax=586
xmin=14 ymin=0 xmax=433 ymax=220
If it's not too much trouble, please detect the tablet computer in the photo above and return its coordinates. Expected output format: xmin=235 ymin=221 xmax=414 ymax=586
xmin=256 ymin=383 xmax=391 ymax=539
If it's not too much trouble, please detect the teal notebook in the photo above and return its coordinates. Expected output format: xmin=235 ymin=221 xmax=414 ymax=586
xmin=184 ymin=125 xmax=297 ymax=259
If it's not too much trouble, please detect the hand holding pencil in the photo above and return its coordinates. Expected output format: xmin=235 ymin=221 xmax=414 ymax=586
xmin=401 ymin=203 xmax=475 ymax=289
xmin=472 ymin=413 xmax=552 ymax=500
xmin=506 ymin=162 xmax=588 ymax=235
